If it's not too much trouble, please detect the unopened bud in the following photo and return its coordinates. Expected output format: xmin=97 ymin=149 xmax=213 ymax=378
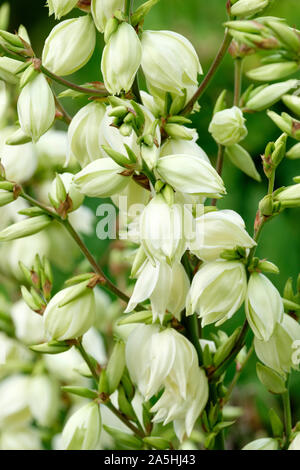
xmin=259 ymin=194 xmax=274 ymax=216
xmin=267 ymin=20 xmax=300 ymax=53
xmin=30 ymin=340 xmax=71 ymax=354
xmin=164 ymin=123 xmax=194 ymax=140
xmin=47 ymin=0 xmax=78 ymax=20
xmin=245 ymin=80 xmax=298 ymax=112
xmin=230 ymin=0 xmax=270 ymax=18
xmin=256 ymin=363 xmax=286 ymax=394
xmin=282 ymin=94 xmax=300 ymax=118
xmin=247 ymin=62 xmax=299 ymax=82
xmin=0 ymin=215 xmax=52 ymax=242
xmin=106 ymin=341 xmax=126 ymax=394
xmin=91 ymin=0 xmax=125 ymax=33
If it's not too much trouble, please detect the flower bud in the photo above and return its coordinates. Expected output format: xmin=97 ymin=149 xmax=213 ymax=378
xmin=282 ymin=94 xmax=300 ymax=118
xmin=157 ymin=154 xmax=226 ymax=198
xmin=0 ymin=215 xmax=52 ymax=242
xmin=242 ymin=437 xmax=279 ymax=450
xmin=67 ymin=101 xmax=106 ymax=167
xmin=190 ymin=209 xmax=256 ymax=262
xmin=246 ymin=273 xmax=284 ymax=341
xmin=62 ymin=402 xmax=101 ymax=450
xmin=230 ymin=0 xmax=269 ymax=17
xmin=91 ymin=0 xmax=125 ymax=33
xmin=254 ymin=313 xmax=300 ymax=374
xmin=42 ymin=15 xmax=96 ymax=76
xmin=0 ymin=189 xmax=14 ymax=207
xmin=49 ymin=172 xmax=84 ymax=212
xmin=186 ymin=260 xmax=247 ymax=326
xmin=245 ymin=80 xmax=298 ymax=112
xmin=0 ymin=57 xmax=25 ymax=84
xmin=289 ymin=433 xmax=300 ymax=450
xmin=287 ymin=143 xmax=300 ymax=160
xmin=125 ymin=260 xmax=190 ymax=322
xmin=106 ymin=340 xmax=125 ymax=394
xmin=139 ymin=194 xmax=188 ymax=264
xmin=256 ymin=363 xmax=287 ymax=394
xmin=43 ymin=283 xmax=96 ymax=341
xmin=17 ymin=73 xmax=56 ymax=142
xmin=274 ymin=183 xmax=300 ymax=208
xmin=28 ymin=374 xmax=60 ymax=427
xmin=101 ymin=22 xmax=141 ymax=95
xmin=141 ymin=30 xmax=202 ymax=95
xmin=246 ymin=62 xmax=298 ymax=82
xmin=74 ymin=158 xmax=131 ymax=197
xmin=225 ymin=144 xmax=261 ymax=181
xmin=208 ymin=107 xmax=248 ymax=146
xmin=47 ymin=0 xmax=79 ymax=19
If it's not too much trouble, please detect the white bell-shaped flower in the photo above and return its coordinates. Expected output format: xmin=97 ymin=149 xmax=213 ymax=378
xmin=62 ymin=402 xmax=102 ymax=450
xmin=125 ymin=260 xmax=190 ymax=322
xmin=245 ymin=273 xmax=284 ymax=341
xmin=189 ymin=209 xmax=256 ymax=262
xmin=67 ymin=102 xmax=106 ymax=167
xmin=208 ymin=106 xmax=248 ymax=146
xmin=141 ymin=30 xmax=202 ymax=95
xmin=186 ymin=260 xmax=247 ymax=326
xmin=42 ymin=15 xmax=96 ymax=76
xmin=101 ymin=22 xmax=142 ymax=95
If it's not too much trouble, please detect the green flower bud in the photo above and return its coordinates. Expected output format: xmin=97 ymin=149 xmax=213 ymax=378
xmin=287 ymin=143 xmax=300 ymax=159
xmin=0 ymin=215 xmax=52 ymax=242
xmin=274 ymin=183 xmax=300 ymax=208
xmin=106 ymin=341 xmax=126 ymax=394
xmin=30 ymin=340 xmax=71 ymax=354
xmin=230 ymin=0 xmax=270 ymax=18
xmin=0 ymin=57 xmax=25 ymax=84
xmin=47 ymin=0 xmax=78 ymax=20
xmin=101 ymin=22 xmax=142 ymax=95
xmin=282 ymin=94 xmax=300 ymax=118
xmin=0 ymin=2 xmax=10 ymax=31
xmin=209 ymin=107 xmax=248 ymax=146
xmin=49 ymin=172 xmax=84 ymax=212
xmin=164 ymin=123 xmax=194 ymax=140
xmin=91 ymin=0 xmax=125 ymax=33
xmin=242 ymin=437 xmax=279 ymax=450
xmin=17 ymin=73 xmax=56 ymax=142
xmin=42 ymin=15 xmax=96 ymax=76
xmin=267 ymin=20 xmax=300 ymax=53
xmin=43 ymin=284 xmax=96 ymax=341
xmin=256 ymin=363 xmax=287 ymax=394
xmin=0 ymin=189 xmax=14 ymax=207
xmin=246 ymin=62 xmax=299 ymax=82
xmin=62 ymin=402 xmax=101 ymax=450
xmin=225 ymin=144 xmax=261 ymax=181
xmin=246 ymin=80 xmax=298 ymax=112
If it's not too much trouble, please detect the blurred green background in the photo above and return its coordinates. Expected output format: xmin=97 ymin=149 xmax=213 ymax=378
xmin=3 ymin=0 xmax=300 ymax=447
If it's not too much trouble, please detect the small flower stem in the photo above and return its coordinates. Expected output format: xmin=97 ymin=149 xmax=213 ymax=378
xmin=75 ymin=341 xmax=99 ymax=382
xmin=105 ymin=401 xmax=145 ymax=439
xmin=181 ymin=29 xmax=231 ymax=116
xmin=282 ymin=376 xmax=292 ymax=448
xmin=268 ymin=171 xmax=275 ymax=196
xmin=211 ymin=144 xmax=225 ymax=206
xmin=233 ymin=58 xmax=243 ymax=107
xmin=53 ymin=89 xmax=72 ymax=125
xmin=40 ymin=65 xmax=109 ymax=97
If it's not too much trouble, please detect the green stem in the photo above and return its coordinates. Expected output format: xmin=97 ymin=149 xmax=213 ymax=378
xmin=40 ymin=65 xmax=109 ymax=96
xmin=282 ymin=376 xmax=292 ymax=448
xmin=211 ymin=145 xmax=225 ymax=206
xmin=233 ymin=58 xmax=243 ymax=107
xmin=75 ymin=341 xmax=99 ymax=382
xmin=268 ymin=171 xmax=275 ymax=195
xmin=105 ymin=401 xmax=145 ymax=439
xmin=181 ymin=30 xmax=231 ymax=116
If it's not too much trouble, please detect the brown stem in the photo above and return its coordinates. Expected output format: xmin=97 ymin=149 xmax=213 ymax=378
xmin=181 ymin=30 xmax=231 ymax=116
